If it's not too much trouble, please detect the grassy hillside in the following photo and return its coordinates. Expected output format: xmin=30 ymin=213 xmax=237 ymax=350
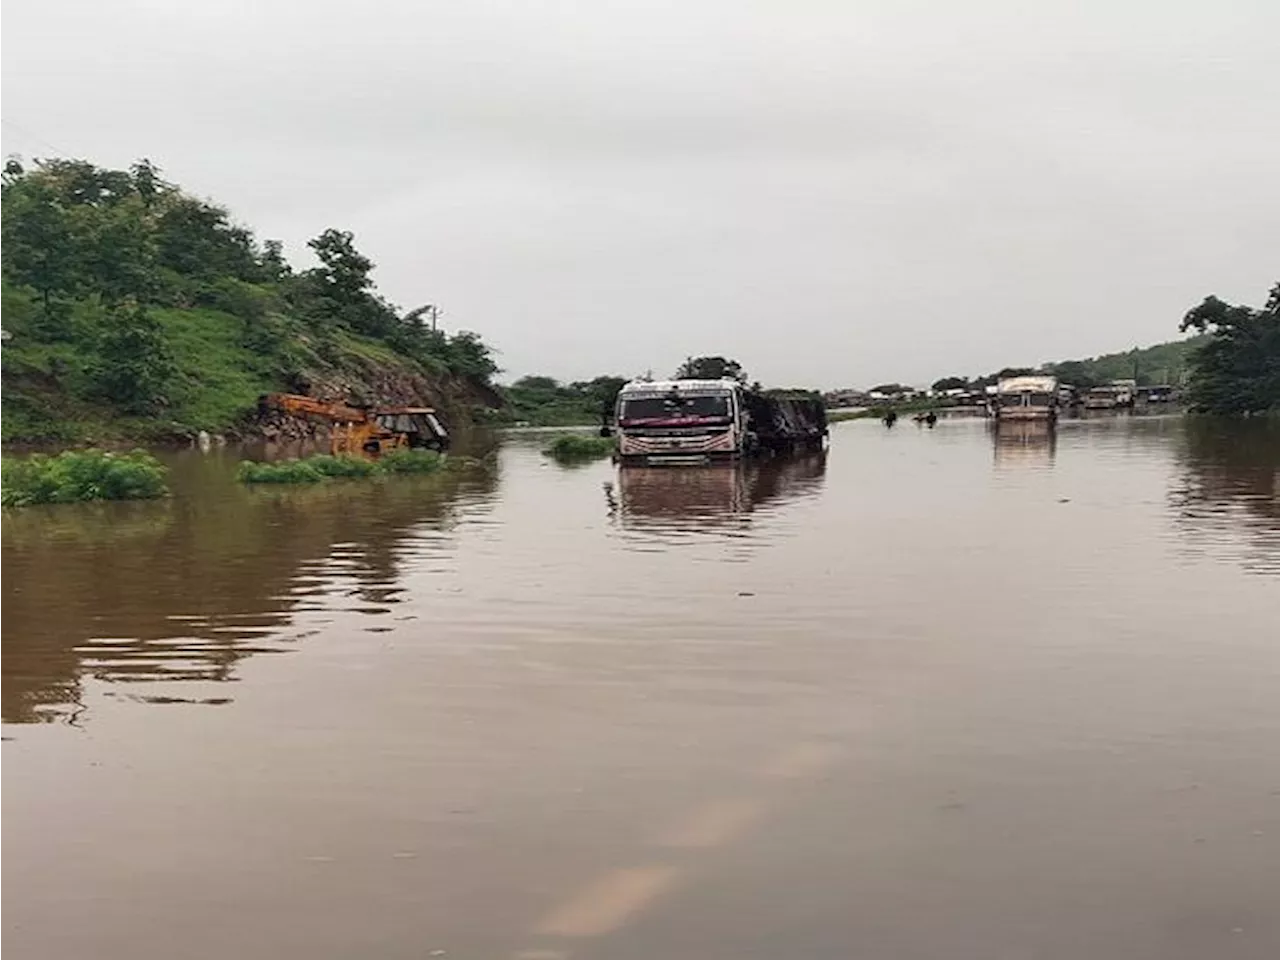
xmin=2 ymin=284 xmax=462 ymax=444
xmin=1045 ymin=336 xmax=1209 ymax=388
xmin=1 ymin=158 xmax=500 ymax=444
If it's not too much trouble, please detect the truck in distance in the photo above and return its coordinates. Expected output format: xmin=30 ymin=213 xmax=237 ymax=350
xmin=993 ymin=375 xmax=1060 ymax=422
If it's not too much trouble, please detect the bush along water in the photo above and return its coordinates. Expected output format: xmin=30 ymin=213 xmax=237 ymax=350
xmin=237 ymin=450 xmax=446 ymax=484
xmin=543 ymin=434 xmax=616 ymax=463
xmin=1 ymin=449 xmax=169 ymax=506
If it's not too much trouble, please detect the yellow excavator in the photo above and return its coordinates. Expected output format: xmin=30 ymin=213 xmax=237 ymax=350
xmin=258 ymin=393 xmax=449 ymax=457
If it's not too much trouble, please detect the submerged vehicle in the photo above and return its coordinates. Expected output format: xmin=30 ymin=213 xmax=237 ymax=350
xmin=993 ymin=376 xmax=1059 ymax=422
xmin=1136 ymin=384 xmax=1176 ymax=404
xmin=610 ymin=379 xmax=827 ymax=464
xmin=1084 ymin=379 xmax=1138 ymax=411
xmin=258 ymin=393 xmax=449 ymax=456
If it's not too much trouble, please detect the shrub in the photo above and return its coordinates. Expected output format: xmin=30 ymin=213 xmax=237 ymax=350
xmin=307 ymin=454 xmax=380 ymax=478
xmin=236 ymin=449 xmax=445 ymax=484
xmin=1 ymin=449 xmax=169 ymax=506
xmin=543 ymin=434 xmax=615 ymax=462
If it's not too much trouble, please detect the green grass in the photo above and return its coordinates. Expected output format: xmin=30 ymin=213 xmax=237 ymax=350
xmin=154 ymin=307 xmax=277 ymax=431
xmin=237 ymin=449 xmax=445 ymax=484
xmin=1 ymin=449 xmax=169 ymax=506
xmin=543 ymin=434 xmax=615 ymax=462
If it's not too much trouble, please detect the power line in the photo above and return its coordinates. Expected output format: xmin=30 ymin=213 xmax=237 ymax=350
xmin=0 ymin=118 xmax=75 ymax=158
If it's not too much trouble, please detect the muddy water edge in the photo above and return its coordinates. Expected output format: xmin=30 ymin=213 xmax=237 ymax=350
xmin=3 ymin=417 xmax=1279 ymax=959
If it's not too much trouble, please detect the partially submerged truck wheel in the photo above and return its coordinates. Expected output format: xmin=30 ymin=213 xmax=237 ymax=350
xmin=611 ymin=379 xmax=827 ymax=465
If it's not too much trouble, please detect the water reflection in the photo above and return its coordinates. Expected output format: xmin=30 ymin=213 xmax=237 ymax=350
xmin=1170 ymin=418 xmax=1280 ymax=575
xmin=991 ymin=420 xmax=1057 ymax=466
xmin=607 ymin=454 xmax=827 ymax=534
xmin=0 ymin=448 xmax=499 ymax=724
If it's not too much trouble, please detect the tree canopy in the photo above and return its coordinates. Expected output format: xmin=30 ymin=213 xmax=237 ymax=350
xmin=499 ymin=374 xmax=628 ymax=426
xmin=1179 ymin=283 xmax=1280 ymax=415
xmin=675 ymin=356 xmax=746 ymax=382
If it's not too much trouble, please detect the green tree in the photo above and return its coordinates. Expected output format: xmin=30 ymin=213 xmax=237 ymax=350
xmin=675 ymin=356 xmax=746 ymax=381
xmin=81 ymin=196 xmax=158 ymax=304
xmin=296 ymin=228 xmax=398 ymax=336
xmin=259 ymin=239 xmax=290 ymax=281
xmin=931 ymin=376 xmax=970 ymax=392
xmin=576 ymin=375 xmax=627 ymax=405
xmin=1046 ymin=360 xmax=1103 ymax=389
xmin=3 ymin=157 xmax=25 ymax=185
xmin=34 ymin=158 xmax=134 ymax=207
xmin=444 ymin=330 xmax=499 ymax=381
xmin=1179 ymin=283 xmax=1280 ymax=414
xmin=130 ymin=158 xmax=163 ymax=208
xmin=154 ymin=195 xmax=257 ymax=284
xmin=308 ymin=229 xmax=373 ymax=297
xmin=93 ymin=301 xmax=174 ymax=414
xmin=0 ymin=176 xmax=79 ymax=313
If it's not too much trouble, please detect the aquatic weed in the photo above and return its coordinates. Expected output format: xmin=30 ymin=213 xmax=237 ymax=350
xmin=1 ymin=449 xmax=169 ymax=506
xmin=543 ymin=434 xmax=615 ymax=463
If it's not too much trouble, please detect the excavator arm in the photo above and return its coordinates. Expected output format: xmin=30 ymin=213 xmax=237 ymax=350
xmin=259 ymin=393 xmax=370 ymax=424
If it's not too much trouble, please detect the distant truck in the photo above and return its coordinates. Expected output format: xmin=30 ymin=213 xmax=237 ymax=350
xmin=1083 ymin=380 xmax=1137 ymax=410
xmin=993 ymin=375 xmax=1060 ymax=422
xmin=1136 ymin=384 xmax=1176 ymax=404
xmin=611 ymin=379 xmax=827 ymax=464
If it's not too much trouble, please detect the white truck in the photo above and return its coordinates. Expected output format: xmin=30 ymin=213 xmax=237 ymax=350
xmin=611 ymin=379 xmax=827 ymax=464
xmin=993 ymin=375 xmax=1060 ymax=422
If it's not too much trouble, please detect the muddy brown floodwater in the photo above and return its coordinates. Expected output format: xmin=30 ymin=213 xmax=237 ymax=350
xmin=4 ymin=416 xmax=1279 ymax=959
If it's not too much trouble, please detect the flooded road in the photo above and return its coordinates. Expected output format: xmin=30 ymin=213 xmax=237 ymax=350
xmin=4 ymin=417 xmax=1279 ymax=959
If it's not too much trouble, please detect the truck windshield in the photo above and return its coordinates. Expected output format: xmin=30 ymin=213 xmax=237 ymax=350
xmin=1000 ymin=392 xmax=1052 ymax=407
xmin=620 ymin=395 xmax=731 ymax=421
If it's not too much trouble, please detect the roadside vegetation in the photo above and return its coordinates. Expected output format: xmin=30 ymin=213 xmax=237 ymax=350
xmin=1 ymin=449 xmax=168 ymax=505
xmin=489 ymin=375 xmax=627 ymax=427
xmin=498 ymin=358 xmax=764 ymax=428
xmin=237 ymin=450 xmax=446 ymax=484
xmin=543 ymin=434 xmax=615 ymax=463
xmin=1 ymin=158 xmax=499 ymax=444
xmin=1179 ymin=283 xmax=1279 ymax=415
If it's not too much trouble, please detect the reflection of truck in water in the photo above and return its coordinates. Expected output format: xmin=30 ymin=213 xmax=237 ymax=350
xmin=611 ymin=379 xmax=827 ymax=464
xmin=610 ymin=454 xmax=828 ymax=530
xmin=992 ymin=418 xmax=1057 ymax=466
xmin=993 ymin=376 xmax=1059 ymax=422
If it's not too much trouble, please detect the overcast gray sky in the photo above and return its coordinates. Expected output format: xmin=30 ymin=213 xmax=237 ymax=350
xmin=3 ymin=1 xmax=1277 ymax=387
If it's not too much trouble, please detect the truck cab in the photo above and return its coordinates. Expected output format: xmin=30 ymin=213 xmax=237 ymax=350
xmin=613 ymin=379 xmax=746 ymax=463
xmin=994 ymin=376 xmax=1060 ymax=422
